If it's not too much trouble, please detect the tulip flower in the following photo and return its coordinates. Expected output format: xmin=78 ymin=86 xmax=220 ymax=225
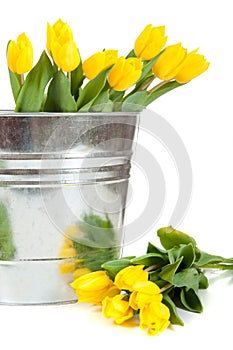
xmin=134 ymin=24 xmax=167 ymax=60
xmin=108 ymin=57 xmax=142 ymax=91
xmin=70 ymin=270 xmax=120 ymax=304
xmin=174 ymin=49 xmax=210 ymax=83
xmin=102 ymin=294 xmax=134 ymax=324
xmin=129 ymin=281 xmax=162 ymax=310
xmin=47 ymin=19 xmax=80 ymax=72
xmin=7 ymin=33 xmax=33 ymax=75
xmin=114 ymin=265 xmax=148 ymax=291
xmin=140 ymin=301 xmax=170 ymax=335
xmin=152 ymin=43 xmax=187 ymax=81
xmin=82 ymin=50 xmax=118 ymax=80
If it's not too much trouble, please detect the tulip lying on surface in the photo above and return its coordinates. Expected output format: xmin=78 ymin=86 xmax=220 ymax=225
xmin=129 ymin=281 xmax=162 ymax=310
xmin=114 ymin=264 xmax=148 ymax=291
xmin=140 ymin=301 xmax=170 ymax=336
xmin=70 ymin=270 xmax=120 ymax=304
xmin=102 ymin=294 xmax=134 ymax=325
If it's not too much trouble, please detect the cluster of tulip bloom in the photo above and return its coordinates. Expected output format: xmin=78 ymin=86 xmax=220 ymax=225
xmin=70 ymin=226 xmax=233 ymax=336
xmin=71 ymin=265 xmax=170 ymax=336
xmin=7 ymin=19 xmax=209 ymax=112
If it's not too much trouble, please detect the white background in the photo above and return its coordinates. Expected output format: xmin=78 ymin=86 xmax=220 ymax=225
xmin=0 ymin=0 xmax=233 ymax=349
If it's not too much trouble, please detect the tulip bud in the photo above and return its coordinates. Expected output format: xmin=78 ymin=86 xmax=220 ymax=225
xmin=108 ymin=57 xmax=142 ymax=91
xmin=114 ymin=265 xmax=148 ymax=291
xmin=102 ymin=295 xmax=134 ymax=324
xmin=7 ymin=33 xmax=33 ymax=75
xmin=129 ymin=281 xmax=162 ymax=310
xmin=134 ymin=24 xmax=167 ymax=60
xmin=174 ymin=49 xmax=210 ymax=83
xmin=47 ymin=19 xmax=80 ymax=72
xmin=152 ymin=43 xmax=187 ymax=81
xmin=70 ymin=270 xmax=120 ymax=304
xmin=140 ymin=301 xmax=170 ymax=335
xmin=82 ymin=49 xmax=118 ymax=80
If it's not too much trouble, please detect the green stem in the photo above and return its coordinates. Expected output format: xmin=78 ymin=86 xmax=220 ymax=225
xmin=145 ymin=262 xmax=167 ymax=272
xmin=148 ymin=80 xmax=170 ymax=95
xmin=67 ymin=71 xmax=71 ymax=84
xmin=160 ymin=283 xmax=173 ymax=293
xmin=200 ymin=263 xmax=233 ymax=270
xmin=138 ymin=76 xmax=155 ymax=91
xmin=20 ymin=74 xmax=24 ymax=86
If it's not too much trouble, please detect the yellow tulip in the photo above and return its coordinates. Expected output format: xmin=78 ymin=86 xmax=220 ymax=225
xmin=140 ymin=301 xmax=170 ymax=335
xmin=47 ymin=19 xmax=80 ymax=72
xmin=114 ymin=265 xmax=148 ymax=291
xmin=102 ymin=294 xmax=134 ymax=325
xmin=70 ymin=270 xmax=120 ymax=304
xmin=7 ymin=33 xmax=33 ymax=75
xmin=108 ymin=57 xmax=142 ymax=91
xmin=134 ymin=24 xmax=167 ymax=60
xmin=174 ymin=49 xmax=210 ymax=83
xmin=152 ymin=43 xmax=187 ymax=81
xmin=129 ymin=281 xmax=162 ymax=310
xmin=82 ymin=50 xmax=118 ymax=80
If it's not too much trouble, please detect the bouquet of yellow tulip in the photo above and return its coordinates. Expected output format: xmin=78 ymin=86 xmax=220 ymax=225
xmin=70 ymin=227 xmax=233 ymax=336
xmin=7 ymin=19 xmax=209 ymax=112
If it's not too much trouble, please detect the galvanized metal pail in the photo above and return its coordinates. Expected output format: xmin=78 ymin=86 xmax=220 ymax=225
xmin=0 ymin=111 xmax=139 ymax=304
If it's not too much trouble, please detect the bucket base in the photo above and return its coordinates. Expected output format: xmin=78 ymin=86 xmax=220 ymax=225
xmin=0 ymin=259 xmax=78 ymax=305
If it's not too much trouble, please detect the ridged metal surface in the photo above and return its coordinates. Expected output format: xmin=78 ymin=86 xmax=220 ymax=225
xmin=0 ymin=112 xmax=139 ymax=304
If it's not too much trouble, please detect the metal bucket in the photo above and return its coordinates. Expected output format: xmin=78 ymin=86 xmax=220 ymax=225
xmin=0 ymin=111 xmax=139 ymax=304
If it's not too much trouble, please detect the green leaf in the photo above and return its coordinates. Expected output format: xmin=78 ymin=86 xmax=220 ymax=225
xmin=8 ymin=69 xmax=21 ymax=102
xmin=78 ymin=100 xmax=94 ymax=112
xmin=146 ymin=242 xmax=167 ymax=255
xmin=76 ymin=67 xmax=111 ymax=110
xmin=196 ymin=251 xmax=227 ymax=267
xmin=168 ymin=243 xmax=196 ymax=268
xmin=44 ymin=70 xmax=77 ymax=112
xmin=159 ymin=257 xmax=183 ymax=283
xmin=145 ymin=81 xmax=183 ymax=106
xmin=198 ymin=271 xmax=209 ymax=289
xmin=173 ymin=268 xmax=200 ymax=293
xmin=109 ymin=90 xmax=125 ymax=102
xmin=89 ymin=90 xmax=112 ymax=112
xmin=102 ymin=258 xmax=133 ymax=280
xmin=15 ymin=51 xmax=55 ymax=112
xmin=135 ymin=53 xmax=162 ymax=88
xmin=131 ymin=252 xmax=167 ymax=266
xmin=71 ymin=62 xmax=85 ymax=100
xmin=163 ymin=293 xmax=184 ymax=326
xmin=157 ymin=226 xmax=197 ymax=250
xmin=180 ymin=288 xmax=203 ymax=313
xmin=126 ymin=49 xmax=136 ymax=58
xmin=122 ymin=91 xmax=148 ymax=112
